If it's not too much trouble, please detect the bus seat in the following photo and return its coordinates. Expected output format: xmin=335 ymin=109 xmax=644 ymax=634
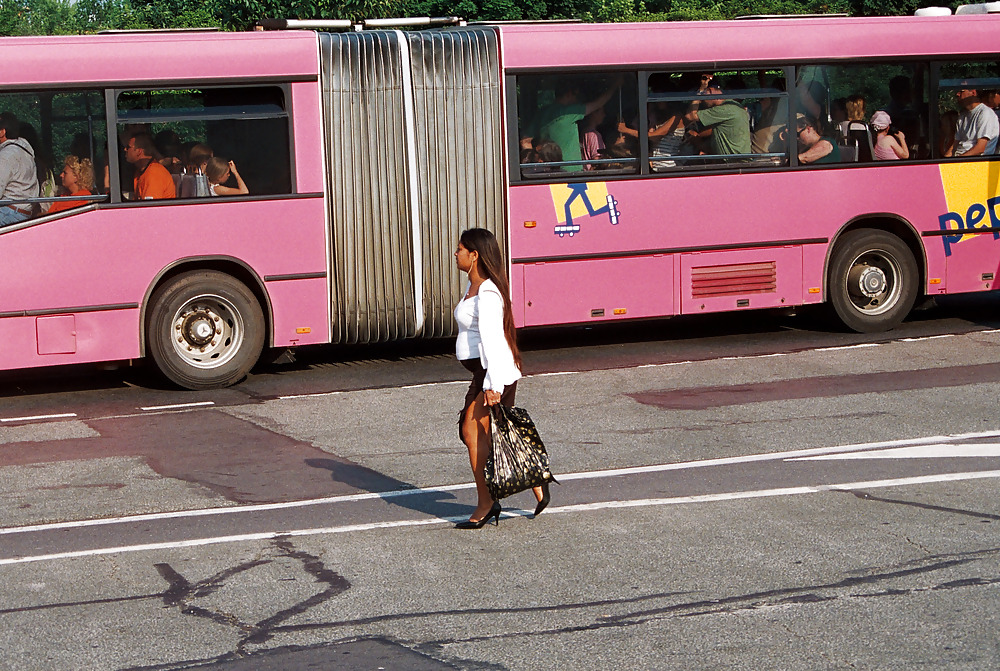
xmin=839 ymin=140 xmax=859 ymax=163
xmin=846 ymin=121 xmax=874 ymax=162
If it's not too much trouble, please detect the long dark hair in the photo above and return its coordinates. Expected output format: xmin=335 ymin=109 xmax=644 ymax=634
xmin=460 ymin=228 xmax=522 ymax=369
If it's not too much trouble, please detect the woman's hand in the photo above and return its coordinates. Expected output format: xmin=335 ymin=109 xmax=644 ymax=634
xmin=484 ymin=390 xmax=501 ymax=406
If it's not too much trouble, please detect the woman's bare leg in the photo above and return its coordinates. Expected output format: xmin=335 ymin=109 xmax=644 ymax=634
xmin=461 ymin=393 xmax=495 ymax=521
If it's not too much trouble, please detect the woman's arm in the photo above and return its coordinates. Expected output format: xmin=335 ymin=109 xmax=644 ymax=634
xmin=477 ymin=286 xmax=512 ymax=394
xmin=798 ymin=139 xmax=833 ymax=164
xmin=891 ymin=131 xmax=909 ymax=159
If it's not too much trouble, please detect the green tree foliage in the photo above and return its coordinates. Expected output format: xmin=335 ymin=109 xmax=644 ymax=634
xmin=0 ymin=0 xmax=928 ymax=35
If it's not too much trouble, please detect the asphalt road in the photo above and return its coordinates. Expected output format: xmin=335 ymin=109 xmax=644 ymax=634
xmin=1 ymin=296 xmax=999 ymax=670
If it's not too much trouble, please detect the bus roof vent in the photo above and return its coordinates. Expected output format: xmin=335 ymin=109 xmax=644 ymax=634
xmin=954 ymin=2 xmax=1000 ymax=12
xmin=914 ymin=6 xmax=952 ymax=14
xmin=256 ymin=16 xmax=465 ymax=31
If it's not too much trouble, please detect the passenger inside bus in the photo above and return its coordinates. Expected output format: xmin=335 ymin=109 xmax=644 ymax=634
xmin=0 ymin=111 xmax=39 ymax=227
xmin=683 ymin=75 xmax=751 ymax=161
xmin=179 ymin=142 xmax=214 ymax=197
xmin=154 ymin=129 xmax=184 ymax=174
xmin=943 ymin=83 xmax=1000 ymax=157
xmin=750 ymin=76 xmax=788 ymax=161
xmin=841 ymin=94 xmax=874 ymax=162
xmin=619 ymin=74 xmax=692 ymax=171
xmin=871 ymin=111 xmax=909 ymax=161
xmin=47 ymin=155 xmax=95 ymax=214
xmin=521 ymin=76 xmax=622 ymax=172
xmin=794 ymin=114 xmax=841 ymax=164
xmin=124 ymin=132 xmax=175 ymax=200
xmin=205 ymin=157 xmax=249 ymax=196
xmin=579 ymin=107 xmax=606 ymax=170
xmin=521 ymin=140 xmax=564 ymax=174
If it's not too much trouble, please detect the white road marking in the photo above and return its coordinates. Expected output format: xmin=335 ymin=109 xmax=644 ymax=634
xmin=787 ymin=444 xmax=1000 ymax=461
xmin=547 ymin=470 xmax=1000 ymax=513
xmin=812 ymin=343 xmax=881 ymax=352
xmin=139 ymin=401 xmax=215 ymax=411
xmin=4 ymin=428 xmax=1000 ymax=537
xmin=0 ymin=413 xmax=78 ymax=423
xmin=2 ymin=469 xmax=998 ymax=566
xmin=899 ymin=334 xmax=956 ymax=342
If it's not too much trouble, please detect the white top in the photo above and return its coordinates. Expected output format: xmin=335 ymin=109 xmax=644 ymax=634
xmin=955 ymin=103 xmax=1000 ymax=156
xmin=454 ymin=278 xmax=522 ymax=393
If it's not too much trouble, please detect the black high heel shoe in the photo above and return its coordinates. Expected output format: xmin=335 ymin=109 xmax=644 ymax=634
xmin=534 ymin=481 xmax=551 ymax=517
xmin=455 ymin=501 xmax=501 ymax=529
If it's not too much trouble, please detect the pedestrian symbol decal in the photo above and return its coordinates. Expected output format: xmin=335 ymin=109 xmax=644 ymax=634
xmin=549 ymin=182 xmax=621 ymax=237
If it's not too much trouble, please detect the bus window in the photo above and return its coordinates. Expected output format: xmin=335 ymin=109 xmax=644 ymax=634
xmin=115 ymin=86 xmax=292 ymax=201
xmin=645 ymin=70 xmax=788 ymax=172
xmin=516 ymin=73 xmax=638 ymax=178
xmin=0 ymin=89 xmax=107 ymax=221
xmin=937 ymin=60 xmax=1000 ymax=158
xmin=802 ymin=63 xmax=929 ymax=163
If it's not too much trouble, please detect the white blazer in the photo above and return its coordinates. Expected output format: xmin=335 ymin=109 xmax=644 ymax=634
xmin=476 ymin=279 xmax=522 ymax=393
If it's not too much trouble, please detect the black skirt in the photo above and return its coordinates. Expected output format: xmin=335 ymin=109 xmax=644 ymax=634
xmin=459 ymin=358 xmax=517 ymax=439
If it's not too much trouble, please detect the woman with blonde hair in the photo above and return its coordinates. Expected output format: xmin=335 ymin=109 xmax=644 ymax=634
xmin=48 ymin=155 xmax=95 ymax=214
xmin=453 ymin=228 xmax=550 ymax=528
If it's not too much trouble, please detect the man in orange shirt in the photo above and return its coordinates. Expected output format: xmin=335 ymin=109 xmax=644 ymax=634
xmin=124 ymin=132 xmax=175 ymax=200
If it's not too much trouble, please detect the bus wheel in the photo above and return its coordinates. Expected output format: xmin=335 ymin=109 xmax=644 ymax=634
xmin=148 ymin=271 xmax=265 ymax=390
xmin=828 ymin=229 xmax=918 ymax=333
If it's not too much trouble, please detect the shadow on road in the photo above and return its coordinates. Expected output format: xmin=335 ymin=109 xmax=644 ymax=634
xmin=304 ymin=457 xmax=471 ymax=521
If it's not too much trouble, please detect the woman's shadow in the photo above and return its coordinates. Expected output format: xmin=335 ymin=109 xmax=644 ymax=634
xmin=304 ymin=457 xmax=473 ymax=521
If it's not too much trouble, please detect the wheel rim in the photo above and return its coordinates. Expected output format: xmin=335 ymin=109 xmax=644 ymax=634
xmin=844 ymin=248 xmax=902 ymax=317
xmin=167 ymin=293 xmax=245 ymax=370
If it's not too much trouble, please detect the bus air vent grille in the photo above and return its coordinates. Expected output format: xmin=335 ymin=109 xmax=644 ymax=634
xmin=691 ymin=261 xmax=777 ymax=297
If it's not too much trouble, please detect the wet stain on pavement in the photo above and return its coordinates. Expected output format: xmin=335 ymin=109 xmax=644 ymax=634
xmin=0 ymin=410 xmax=398 ymax=504
xmin=629 ymin=361 xmax=1000 ymax=410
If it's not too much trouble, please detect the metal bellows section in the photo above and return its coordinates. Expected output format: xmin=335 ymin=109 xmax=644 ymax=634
xmin=319 ymin=28 xmax=505 ymax=345
xmin=320 ymin=31 xmax=416 ymax=345
xmin=406 ymin=28 xmax=506 ymax=339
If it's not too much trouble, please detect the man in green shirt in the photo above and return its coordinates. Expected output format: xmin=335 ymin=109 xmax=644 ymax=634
xmin=684 ymin=75 xmax=751 ymax=160
xmin=526 ymin=78 xmax=622 ymax=172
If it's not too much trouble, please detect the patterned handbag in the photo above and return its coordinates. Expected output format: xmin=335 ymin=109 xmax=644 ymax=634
xmin=484 ymin=404 xmax=556 ymax=501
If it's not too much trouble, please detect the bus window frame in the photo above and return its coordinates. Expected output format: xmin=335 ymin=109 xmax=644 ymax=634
xmin=508 ymin=66 xmax=804 ymax=184
xmin=108 ymin=82 xmax=297 ymax=204
xmin=932 ymin=59 xmax=1000 ymax=161
xmin=508 ymin=69 xmax=641 ymax=184
xmin=641 ymin=67 xmax=794 ymax=173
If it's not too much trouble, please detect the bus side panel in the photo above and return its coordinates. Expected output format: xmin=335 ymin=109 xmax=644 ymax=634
xmin=0 ymin=310 xmax=140 ymax=370
xmin=679 ymin=247 xmax=801 ymax=315
xmin=509 ymin=165 xmax=959 ymax=322
xmin=935 ymin=162 xmax=1000 ymax=294
xmin=265 ymin=277 xmax=329 ymax=347
xmin=291 ymin=80 xmax=327 ymax=195
xmin=0 ymin=197 xmax=329 ymax=372
xmin=803 ymin=243 xmax=826 ymax=304
xmin=521 ymin=255 xmax=675 ymax=327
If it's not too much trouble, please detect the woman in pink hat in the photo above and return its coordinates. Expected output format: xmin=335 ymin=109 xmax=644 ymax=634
xmin=872 ymin=110 xmax=909 ymax=160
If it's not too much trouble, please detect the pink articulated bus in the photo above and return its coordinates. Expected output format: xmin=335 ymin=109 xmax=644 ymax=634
xmin=1 ymin=10 xmax=998 ymax=389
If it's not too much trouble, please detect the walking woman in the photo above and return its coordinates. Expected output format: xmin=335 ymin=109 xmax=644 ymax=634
xmin=454 ymin=228 xmax=550 ymax=528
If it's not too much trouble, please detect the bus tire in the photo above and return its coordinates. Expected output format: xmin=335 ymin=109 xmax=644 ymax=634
xmin=147 ymin=271 xmax=265 ymax=390
xmin=828 ymin=229 xmax=918 ymax=333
